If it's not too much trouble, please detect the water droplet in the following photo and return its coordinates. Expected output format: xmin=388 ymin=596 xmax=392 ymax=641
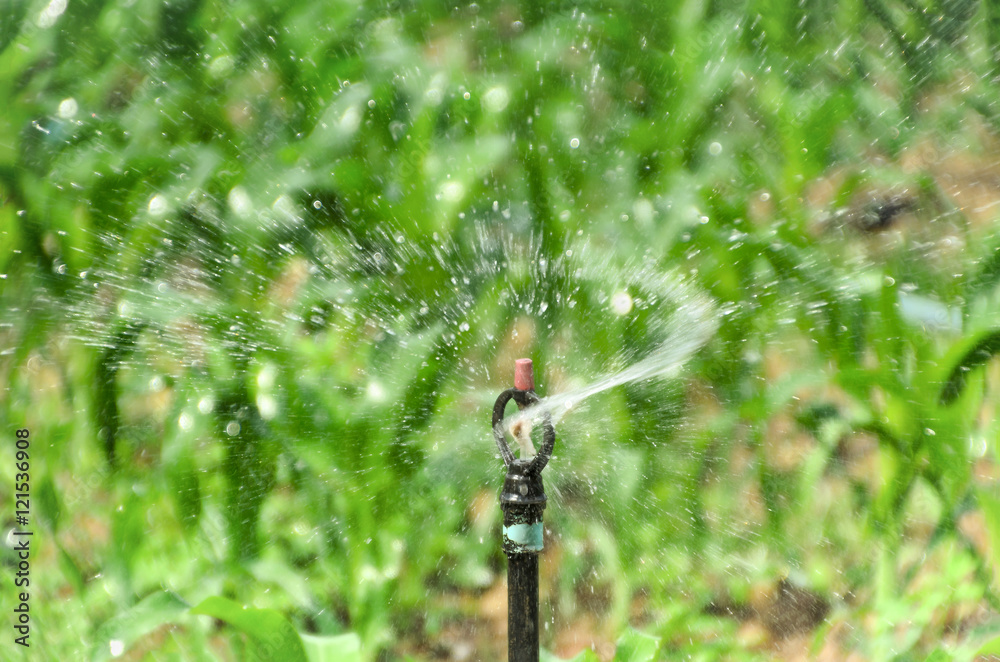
xmin=970 ymin=436 xmax=987 ymax=457
xmin=227 ymin=186 xmax=253 ymax=218
xmin=367 ymin=381 xmax=386 ymax=402
xmin=208 ymin=55 xmax=234 ymax=78
xmin=339 ymin=105 xmax=361 ymax=133
xmin=425 ymin=87 xmax=443 ymax=105
xmin=37 ymin=0 xmax=67 ymax=28
xmin=633 ymin=198 xmax=654 ymax=225
xmin=256 ymin=395 xmax=277 ymax=420
xmin=482 ymin=85 xmax=510 ymax=113
xmin=439 ymin=180 xmax=465 ymax=202
xmin=148 ymin=194 xmax=168 ymax=216
xmin=611 ymin=290 xmax=633 ymax=315
xmin=57 ymin=97 xmax=78 ymax=119
xmin=569 ymin=137 xmax=580 ymax=149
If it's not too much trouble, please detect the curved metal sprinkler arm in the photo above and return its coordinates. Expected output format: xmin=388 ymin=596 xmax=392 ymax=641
xmin=491 ymin=388 xmax=555 ymax=472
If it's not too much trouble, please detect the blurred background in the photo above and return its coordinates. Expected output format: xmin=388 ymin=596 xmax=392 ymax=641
xmin=3 ymin=0 xmax=1000 ymax=659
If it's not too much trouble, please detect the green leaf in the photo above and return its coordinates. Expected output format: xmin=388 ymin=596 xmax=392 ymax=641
xmin=111 ymin=494 xmax=147 ymax=573
xmin=975 ymin=632 xmax=1000 ymax=657
xmin=91 ymin=591 xmax=190 ymax=662
xmin=939 ymin=329 xmax=1000 ymax=404
xmin=300 ymin=632 xmax=362 ymax=662
xmin=248 ymin=558 xmax=315 ymax=611
xmin=190 ymin=596 xmax=308 ymax=662
xmin=35 ymin=473 xmax=62 ymax=532
xmin=965 ymin=243 xmax=1000 ymax=303
xmin=299 ymin=83 xmax=372 ymax=164
xmin=166 ymin=453 xmax=202 ymax=531
xmin=979 ymin=488 xmax=1000 ymax=580
xmin=615 ymin=627 xmax=662 ymax=662
xmin=56 ymin=541 xmax=86 ymax=597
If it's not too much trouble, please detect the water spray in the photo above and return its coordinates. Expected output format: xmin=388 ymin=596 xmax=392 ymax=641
xmin=492 ymin=359 xmax=555 ymax=662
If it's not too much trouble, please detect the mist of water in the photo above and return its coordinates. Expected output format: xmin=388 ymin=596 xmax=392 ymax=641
xmin=506 ymin=269 xmax=719 ymax=434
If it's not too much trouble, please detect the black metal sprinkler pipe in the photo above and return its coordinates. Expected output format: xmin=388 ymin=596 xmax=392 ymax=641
xmin=492 ymin=359 xmax=555 ymax=662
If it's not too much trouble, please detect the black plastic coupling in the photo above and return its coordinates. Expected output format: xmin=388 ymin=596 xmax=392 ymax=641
xmin=501 ymin=458 xmax=547 ymax=555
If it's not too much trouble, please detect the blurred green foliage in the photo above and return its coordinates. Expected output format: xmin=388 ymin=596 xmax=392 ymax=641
xmin=4 ymin=0 xmax=1000 ymax=659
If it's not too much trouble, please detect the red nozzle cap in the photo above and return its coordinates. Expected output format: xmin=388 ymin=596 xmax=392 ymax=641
xmin=514 ymin=358 xmax=535 ymax=391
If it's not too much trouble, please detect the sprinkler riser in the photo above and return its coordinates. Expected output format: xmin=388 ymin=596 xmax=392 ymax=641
xmin=507 ymin=553 xmax=540 ymax=662
xmin=502 ymin=470 xmax=543 ymax=661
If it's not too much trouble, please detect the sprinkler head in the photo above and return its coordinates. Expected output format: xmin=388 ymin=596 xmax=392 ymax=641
xmin=492 ymin=361 xmax=554 ymax=471
xmin=514 ymin=358 xmax=534 ymax=391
